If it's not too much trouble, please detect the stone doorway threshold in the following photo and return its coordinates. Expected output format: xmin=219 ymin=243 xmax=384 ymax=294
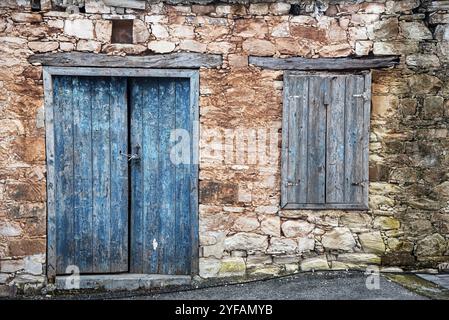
xmin=55 ymin=274 xmax=192 ymax=291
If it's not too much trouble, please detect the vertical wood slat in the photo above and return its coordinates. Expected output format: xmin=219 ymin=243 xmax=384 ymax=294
xmin=362 ymin=72 xmax=372 ymax=208
xmin=130 ymin=78 xmax=144 ymax=273
xmin=109 ymin=77 xmax=129 ymax=272
xmin=142 ymin=78 xmax=160 ymax=274
xmin=306 ymin=76 xmax=326 ymax=204
xmin=72 ymin=77 xmax=93 ymax=273
xmin=175 ymin=78 xmax=192 ymax=274
xmin=326 ymin=75 xmax=346 ymax=203
xmin=159 ymin=79 xmax=177 ymax=275
xmin=55 ymin=76 xmax=76 ymax=273
xmin=91 ymin=77 xmax=112 ymax=273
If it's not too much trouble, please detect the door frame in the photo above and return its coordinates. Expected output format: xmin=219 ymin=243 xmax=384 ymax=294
xmin=43 ymin=67 xmax=200 ymax=282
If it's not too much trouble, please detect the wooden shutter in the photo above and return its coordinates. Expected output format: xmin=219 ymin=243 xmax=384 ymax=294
xmin=281 ymin=71 xmax=371 ymax=210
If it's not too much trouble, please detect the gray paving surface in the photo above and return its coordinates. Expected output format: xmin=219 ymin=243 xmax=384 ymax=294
xmin=131 ymin=271 xmax=426 ymax=300
xmin=417 ymin=274 xmax=449 ymax=290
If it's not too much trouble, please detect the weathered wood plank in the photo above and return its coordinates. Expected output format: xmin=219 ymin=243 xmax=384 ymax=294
xmin=91 ymin=77 xmax=112 ymax=273
xmin=362 ymin=72 xmax=372 ymax=209
xmin=326 ymin=75 xmax=346 ymax=203
xmin=72 ymin=77 xmax=94 ymax=273
xmin=306 ymin=76 xmax=326 ymax=204
xmin=129 ymin=78 xmax=144 ymax=273
xmin=175 ymin=78 xmax=192 ymax=274
xmin=29 ymin=52 xmax=223 ymax=69
xmin=108 ymin=77 xmax=129 ymax=273
xmin=159 ymin=79 xmax=177 ymax=275
xmin=142 ymin=78 xmax=160 ymax=274
xmin=249 ymin=56 xmax=399 ymax=71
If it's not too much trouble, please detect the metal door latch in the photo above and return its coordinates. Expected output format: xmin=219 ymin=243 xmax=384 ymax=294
xmin=120 ymin=146 xmax=141 ymax=162
xmin=352 ymin=181 xmax=367 ymax=187
xmin=353 ymin=92 xmax=370 ymax=101
xmin=286 ymin=181 xmax=300 ymax=186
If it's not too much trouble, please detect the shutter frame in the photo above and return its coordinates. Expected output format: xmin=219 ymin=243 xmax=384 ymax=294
xmin=281 ymin=71 xmax=371 ymax=210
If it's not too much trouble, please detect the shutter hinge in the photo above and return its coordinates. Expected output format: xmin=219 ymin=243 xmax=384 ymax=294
xmin=353 ymin=92 xmax=370 ymax=101
xmin=286 ymin=180 xmax=300 ymax=186
xmin=352 ymin=181 xmax=368 ymax=187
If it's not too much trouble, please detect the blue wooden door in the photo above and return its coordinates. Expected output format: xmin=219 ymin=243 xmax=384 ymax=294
xmin=53 ymin=76 xmax=129 ymax=274
xmin=129 ymin=78 xmax=195 ymax=275
xmin=53 ymin=76 xmax=196 ymax=275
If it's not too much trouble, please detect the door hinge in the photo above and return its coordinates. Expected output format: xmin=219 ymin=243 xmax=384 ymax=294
xmin=353 ymin=92 xmax=370 ymax=101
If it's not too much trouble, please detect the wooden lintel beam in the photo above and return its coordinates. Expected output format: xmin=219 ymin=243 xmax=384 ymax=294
xmin=249 ymin=55 xmax=400 ymax=71
xmin=29 ymin=52 xmax=223 ymax=69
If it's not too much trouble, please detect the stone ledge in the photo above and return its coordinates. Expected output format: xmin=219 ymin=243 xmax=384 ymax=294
xmin=55 ymin=274 xmax=192 ymax=291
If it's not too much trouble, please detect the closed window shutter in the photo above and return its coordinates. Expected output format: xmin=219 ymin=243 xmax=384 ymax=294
xmin=281 ymin=72 xmax=371 ymax=210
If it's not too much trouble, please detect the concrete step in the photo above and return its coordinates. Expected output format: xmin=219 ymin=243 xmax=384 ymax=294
xmin=55 ymin=274 xmax=192 ymax=291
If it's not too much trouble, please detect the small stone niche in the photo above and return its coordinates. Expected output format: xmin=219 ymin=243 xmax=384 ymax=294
xmin=111 ymin=19 xmax=133 ymax=44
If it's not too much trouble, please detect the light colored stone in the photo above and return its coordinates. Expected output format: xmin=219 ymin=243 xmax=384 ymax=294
xmin=373 ymin=41 xmax=418 ymax=55
xmin=435 ymin=25 xmax=449 ymax=41
xmin=179 ymin=40 xmax=207 ymax=53
xmin=282 ymin=220 xmax=314 ymax=238
xmin=374 ymin=216 xmax=400 ymax=230
xmin=337 ymin=253 xmax=381 ymax=265
xmin=0 ymin=222 xmax=22 ymax=237
xmin=359 ymin=232 xmax=386 ymax=254
xmin=47 ymin=19 xmax=64 ymax=29
xmin=202 ymin=231 xmax=226 ymax=258
xmin=85 ymin=0 xmax=111 ymax=14
xmin=199 ymin=258 xmax=221 ymax=278
xmin=0 ymin=274 xmax=10 ymax=284
xmin=24 ymin=254 xmax=44 ymax=275
xmin=321 ymin=227 xmax=356 ymax=251
xmin=271 ymin=22 xmax=290 ymax=37
xmin=297 ymin=237 xmax=315 ymax=253
xmin=255 ymin=205 xmax=278 ymax=214
xmin=270 ymin=2 xmax=291 ymax=15
xmin=148 ymin=40 xmax=175 ymax=53
xmin=249 ymin=3 xmax=269 ymax=15
xmin=207 ymin=42 xmax=235 ymax=54
xmin=60 ymin=42 xmax=75 ymax=51
xmin=242 ymin=39 xmax=276 ymax=56
xmin=400 ymin=21 xmax=433 ymax=40
xmin=132 ymin=19 xmax=150 ymax=43
xmin=355 ymin=41 xmax=373 ymax=56
xmin=250 ymin=265 xmax=281 ymax=276
xmin=406 ymin=54 xmax=441 ymax=69
xmin=260 ymin=216 xmax=280 ymax=236
xmin=0 ymin=259 xmax=24 ymax=273
xmin=11 ymin=13 xmax=43 ymax=23
xmin=151 ymin=24 xmax=169 ymax=39
xmin=268 ymin=237 xmax=297 ymax=254
xmin=246 ymin=254 xmax=272 ymax=268
xmin=28 ymin=41 xmax=59 ymax=53
xmin=216 ymin=5 xmax=232 ymax=16
xmin=170 ymin=25 xmax=194 ymax=39
xmin=218 ymin=257 xmax=246 ymax=277
xmin=224 ymin=233 xmax=268 ymax=252
xmin=233 ymin=216 xmax=259 ymax=232
xmin=102 ymin=43 xmax=147 ymax=55
xmin=300 ymin=256 xmax=329 ymax=271
xmin=415 ymin=234 xmax=447 ymax=257
xmin=76 ymin=40 xmax=101 ymax=52
xmin=64 ymin=19 xmax=95 ymax=39
xmin=95 ymin=20 xmax=112 ymax=43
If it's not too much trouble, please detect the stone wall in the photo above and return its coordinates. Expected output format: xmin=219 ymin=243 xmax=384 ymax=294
xmin=1 ymin=0 xmax=449 ymax=294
